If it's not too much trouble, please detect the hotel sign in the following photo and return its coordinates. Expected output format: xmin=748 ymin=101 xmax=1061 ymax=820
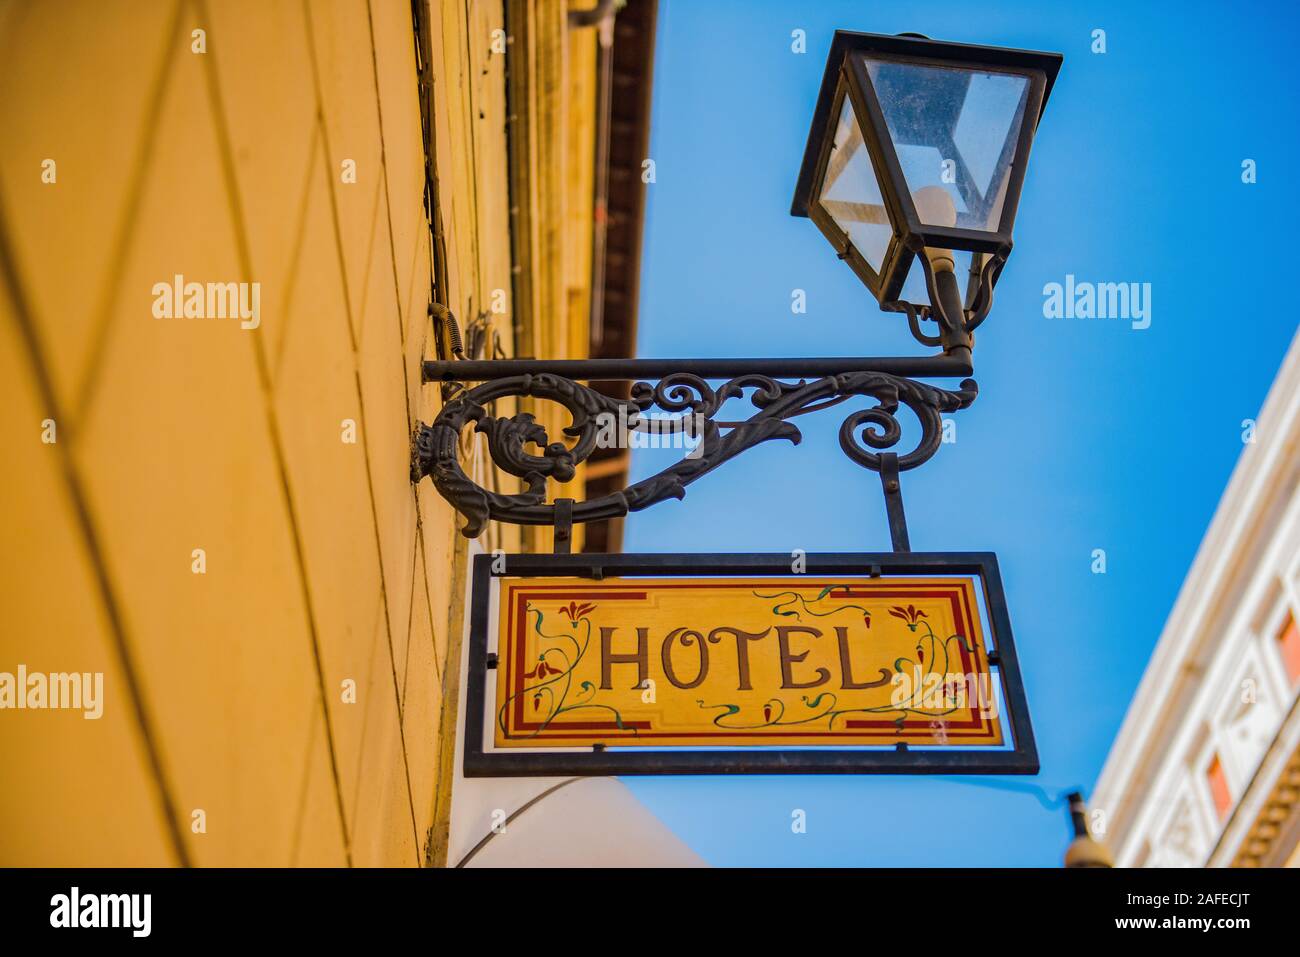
xmin=464 ymin=553 xmax=1036 ymax=776
xmin=496 ymin=576 xmax=1002 ymax=747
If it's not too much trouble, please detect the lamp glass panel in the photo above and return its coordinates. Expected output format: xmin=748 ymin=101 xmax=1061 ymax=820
xmin=865 ymin=57 xmax=1029 ymax=233
xmin=817 ymin=94 xmax=891 ymax=272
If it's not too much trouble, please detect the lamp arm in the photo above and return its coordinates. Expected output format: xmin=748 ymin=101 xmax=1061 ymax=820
xmin=964 ymin=251 xmax=1007 ymax=333
xmin=881 ymin=299 xmax=943 ymax=349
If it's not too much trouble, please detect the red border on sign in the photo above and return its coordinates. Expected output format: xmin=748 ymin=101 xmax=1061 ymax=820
xmin=497 ymin=579 xmax=999 ymax=743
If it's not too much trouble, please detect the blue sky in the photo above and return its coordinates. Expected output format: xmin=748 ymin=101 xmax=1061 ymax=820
xmin=618 ymin=0 xmax=1300 ymax=865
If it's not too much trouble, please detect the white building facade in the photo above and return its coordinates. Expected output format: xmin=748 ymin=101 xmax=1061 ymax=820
xmin=1094 ymin=329 xmax=1300 ymax=867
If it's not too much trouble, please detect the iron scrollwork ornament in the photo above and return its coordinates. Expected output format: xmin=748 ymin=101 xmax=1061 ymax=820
xmin=412 ymin=371 xmax=977 ymax=537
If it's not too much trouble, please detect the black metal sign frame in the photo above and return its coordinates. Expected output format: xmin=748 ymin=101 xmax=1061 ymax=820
xmin=463 ymin=551 xmax=1037 ymax=777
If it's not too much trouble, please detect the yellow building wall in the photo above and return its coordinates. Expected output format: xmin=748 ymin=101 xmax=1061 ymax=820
xmin=422 ymin=0 xmax=599 ymax=862
xmin=0 ymin=0 xmax=599 ymax=867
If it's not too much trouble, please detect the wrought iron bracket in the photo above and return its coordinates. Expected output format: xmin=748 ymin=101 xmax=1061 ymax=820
xmin=878 ymin=452 xmax=910 ymax=552
xmin=412 ymin=356 xmax=977 ymax=543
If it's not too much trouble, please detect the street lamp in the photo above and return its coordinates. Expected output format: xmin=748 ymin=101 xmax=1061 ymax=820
xmin=1063 ymin=792 xmax=1114 ymax=868
xmin=417 ymin=31 xmax=1064 ymax=551
xmin=792 ymin=32 xmax=1062 ymax=359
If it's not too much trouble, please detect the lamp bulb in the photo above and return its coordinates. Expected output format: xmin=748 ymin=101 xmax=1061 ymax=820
xmin=912 ymin=186 xmax=958 ymax=274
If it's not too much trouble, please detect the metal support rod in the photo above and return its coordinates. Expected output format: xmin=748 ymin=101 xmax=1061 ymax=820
xmin=932 ymin=268 xmax=972 ymax=369
xmin=553 ymin=498 xmax=573 ymax=554
xmin=879 ymin=453 xmax=911 ymax=552
xmin=423 ymin=353 xmax=973 ymax=382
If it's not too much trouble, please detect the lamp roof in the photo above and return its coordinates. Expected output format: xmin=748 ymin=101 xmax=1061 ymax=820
xmin=792 ymin=31 xmax=1063 ymax=218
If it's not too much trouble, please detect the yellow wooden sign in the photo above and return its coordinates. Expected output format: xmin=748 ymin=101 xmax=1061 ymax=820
xmin=493 ymin=576 xmax=1001 ymax=748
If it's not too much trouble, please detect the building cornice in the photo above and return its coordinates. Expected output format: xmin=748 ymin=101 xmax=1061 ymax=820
xmin=1093 ymin=326 xmax=1300 ymax=861
xmin=1215 ymin=695 xmax=1300 ymax=866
